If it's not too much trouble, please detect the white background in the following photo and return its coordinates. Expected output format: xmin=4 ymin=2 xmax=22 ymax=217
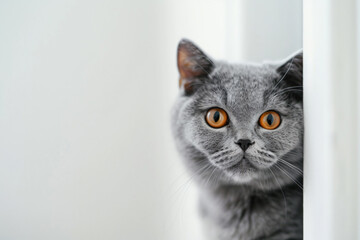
xmin=0 ymin=1 xmax=302 ymax=239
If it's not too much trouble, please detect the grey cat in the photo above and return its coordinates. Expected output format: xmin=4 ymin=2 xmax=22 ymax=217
xmin=171 ymin=39 xmax=303 ymax=240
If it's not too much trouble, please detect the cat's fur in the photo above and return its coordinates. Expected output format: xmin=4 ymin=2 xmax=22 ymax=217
xmin=171 ymin=39 xmax=303 ymax=240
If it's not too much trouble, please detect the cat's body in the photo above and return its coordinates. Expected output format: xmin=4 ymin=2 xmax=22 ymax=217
xmin=171 ymin=39 xmax=303 ymax=240
xmin=199 ymin=182 xmax=302 ymax=240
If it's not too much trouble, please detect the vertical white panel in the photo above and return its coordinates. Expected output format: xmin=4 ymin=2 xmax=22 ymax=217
xmin=304 ymin=0 xmax=359 ymax=239
xmin=303 ymin=1 xmax=333 ymax=239
xmin=357 ymin=2 xmax=360 ymax=239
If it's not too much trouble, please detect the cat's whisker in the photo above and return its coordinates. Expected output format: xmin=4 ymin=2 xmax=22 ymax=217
xmin=269 ymin=168 xmax=288 ymax=220
xmin=277 ymin=162 xmax=303 ymax=177
xmin=197 ymin=164 xmax=215 ymax=179
xmin=172 ymin=165 xmax=214 ymax=222
xmin=204 ymin=166 xmax=218 ymax=188
xmin=269 ymin=56 xmax=295 ymax=95
xmin=173 ymin=165 xmax=214 ymax=210
xmin=280 ymin=86 xmax=303 ymax=91
xmin=273 ymin=165 xmax=303 ymax=190
xmin=272 ymin=85 xmax=303 ymax=91
xmin=274 ymin=86 xmax=303 ymax=96
xmin=274 ymin=88 xmax=303 ymax=96
xmin=168 ymin=165 xmax=211 ymax=220
xmin=173 ymin=163 xmax=213 ymax=196
xmin=281 ymin=86 xmax=304 ymax=91
xmin=278 ymin=159 xmax=303 ymax=175
xmin=270 ymin=89 xmax=303 ymax=101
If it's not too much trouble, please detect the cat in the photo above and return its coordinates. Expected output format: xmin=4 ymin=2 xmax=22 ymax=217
xmin=171 ymin=39 xmax=303 ymax=240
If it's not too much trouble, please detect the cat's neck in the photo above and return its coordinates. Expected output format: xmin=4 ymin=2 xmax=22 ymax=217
xmin=200 ymin=183 xmax=260 ymax=204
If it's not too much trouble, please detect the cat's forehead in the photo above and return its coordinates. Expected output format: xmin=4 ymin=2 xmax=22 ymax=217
xmin=212 ymin=63 xmax=276 ymax=88
xmin=209 ymin=63 xmax=278 ymax=111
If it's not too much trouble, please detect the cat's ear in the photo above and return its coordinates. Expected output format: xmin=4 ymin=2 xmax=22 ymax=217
xmin=276 ymin=51 xmax=303 ymax=100
xmin=177 ymin=39 xmax=214 ymax=94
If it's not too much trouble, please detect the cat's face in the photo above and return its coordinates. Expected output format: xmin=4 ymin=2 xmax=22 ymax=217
xmin=172 ymin=39 xmax=303 ymax=189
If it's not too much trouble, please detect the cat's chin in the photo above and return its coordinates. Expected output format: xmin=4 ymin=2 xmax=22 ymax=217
xmin=222 ymin=158 xmax=258 ymax=183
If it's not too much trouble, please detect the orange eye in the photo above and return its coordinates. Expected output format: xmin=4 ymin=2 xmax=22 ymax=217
xmin=205 ymin=108 xmax=228 ymax=128
xmin=259 ymin=111 xmax=281 ymax=130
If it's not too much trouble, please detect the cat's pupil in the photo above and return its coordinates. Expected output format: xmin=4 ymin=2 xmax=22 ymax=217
xmin=267 ymin=114 xmax=274 ymax=125
xmin=213 ymin=111 xmax=220 ymax=122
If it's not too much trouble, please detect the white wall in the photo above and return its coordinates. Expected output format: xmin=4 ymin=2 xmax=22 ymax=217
xmin=0 ymin=1 xmax=302 ymax=240
xmin=0 ymin=1 xmax=226 ymax=239
xmin=304 ymin=0 xmax=360 ymax=239
xmin=231 ymin=0 xmax=303 ymax=62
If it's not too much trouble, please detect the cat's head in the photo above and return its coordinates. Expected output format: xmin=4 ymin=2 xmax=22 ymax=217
xmin=171 ymin=39 xmax=303 ymax=190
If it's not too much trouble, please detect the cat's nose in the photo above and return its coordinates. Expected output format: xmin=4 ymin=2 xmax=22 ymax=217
xmin=235 ymin=139 xmax=254 ymax=152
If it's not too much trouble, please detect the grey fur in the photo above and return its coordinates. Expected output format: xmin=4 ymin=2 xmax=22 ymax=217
xmin=171 ymin=39 xmax=303 ymax=240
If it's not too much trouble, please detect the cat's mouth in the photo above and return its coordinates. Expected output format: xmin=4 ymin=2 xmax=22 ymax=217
xmin=225 ymin=157 xmax=257 ymax=174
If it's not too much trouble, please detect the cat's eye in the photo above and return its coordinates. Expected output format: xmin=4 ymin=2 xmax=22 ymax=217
xmin=205 ymin=108 xmax=228 ymax=128
xmin=259 ymin=111 xmax=281 ymax=130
